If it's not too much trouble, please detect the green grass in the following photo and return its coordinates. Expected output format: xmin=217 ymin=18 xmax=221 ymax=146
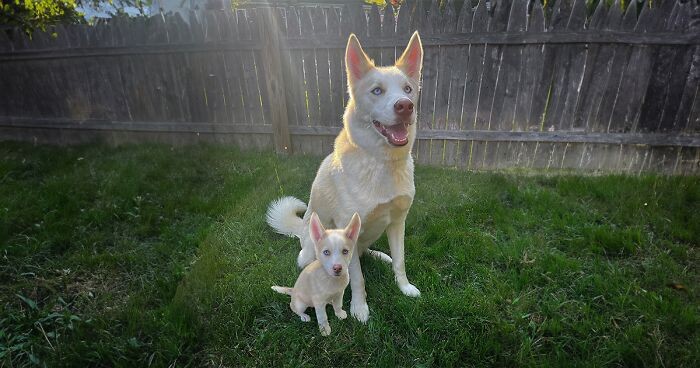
xmin=1 ymin=142 xmax=698 ymax=367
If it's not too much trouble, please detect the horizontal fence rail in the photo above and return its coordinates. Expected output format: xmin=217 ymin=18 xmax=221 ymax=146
xmin=0 ymin=0 xmax=699 ymax=175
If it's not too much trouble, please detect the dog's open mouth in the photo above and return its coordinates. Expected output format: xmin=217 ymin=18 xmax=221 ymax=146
xmin=373 ymin=120 xmax=409 ymax=147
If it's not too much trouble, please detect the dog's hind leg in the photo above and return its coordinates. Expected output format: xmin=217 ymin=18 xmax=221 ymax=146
xmin=367 ymin=249 xmax=392 ymax=264
xmin=291 ymin=299 xmax=311 ymax=322
xmin=297 ymin=234 xmax=316 ymax=268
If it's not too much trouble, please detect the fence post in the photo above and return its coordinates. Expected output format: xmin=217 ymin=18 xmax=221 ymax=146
xmin=259 ymin=7 xmax=292 ymax=154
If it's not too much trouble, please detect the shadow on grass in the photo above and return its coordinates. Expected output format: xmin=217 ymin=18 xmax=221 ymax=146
xmin=1 ymin=143 xmax=698 ymax=367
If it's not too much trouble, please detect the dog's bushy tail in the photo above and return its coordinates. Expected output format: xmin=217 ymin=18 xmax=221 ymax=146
xmin=271 ymin=286 xmax=293 ymax=295
xmin=266 ymin=197 xmax=307 ymax=238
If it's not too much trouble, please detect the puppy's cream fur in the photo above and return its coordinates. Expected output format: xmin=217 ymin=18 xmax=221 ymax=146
xmin=272 ymin=213 xmax=360 ymax=336
xmin=267 ymin=32 xmax=423 ymax=323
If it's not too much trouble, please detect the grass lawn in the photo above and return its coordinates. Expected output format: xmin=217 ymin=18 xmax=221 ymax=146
xmin=0 ymin=142 xmax=698 ymax=367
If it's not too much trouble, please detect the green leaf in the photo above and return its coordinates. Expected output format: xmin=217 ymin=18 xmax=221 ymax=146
xmin=16 ymin=294 xmax=38 ymax=311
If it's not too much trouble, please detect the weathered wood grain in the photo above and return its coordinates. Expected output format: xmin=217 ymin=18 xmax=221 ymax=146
xmin=491 ymin=0 xmax=526 ymax=132
xmin=259 ymin=7 xmax=292 ymax=154
xmin=284 ymin=7 xmax=308 ymax=126
xmin=462 ymin=0 xmax=488 ymax=131
xmin=310 ymin=7 xmax=334 ymax=127
xmin=326 ymin=7 xmax=345 ymax=123
xmin=0 ymin=1 xmax=698 ymax=175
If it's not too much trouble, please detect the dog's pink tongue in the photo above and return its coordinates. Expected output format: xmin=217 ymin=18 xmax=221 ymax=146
xmin=385 ymin=124 xmax=408 ymax=146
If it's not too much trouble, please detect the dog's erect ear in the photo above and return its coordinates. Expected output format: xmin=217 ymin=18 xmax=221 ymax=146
xmin=345 ymin=34 xmax=374 ymax=85
xmin=309 ymin=212 xmax=326 ymax=244
xmin=396 ymin=31 xmax=423 ymax=80
xmin=344 ymin=213 xmax=361 ymax=244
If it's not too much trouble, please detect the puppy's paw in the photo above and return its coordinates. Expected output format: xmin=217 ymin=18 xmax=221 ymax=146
xmin=400 ymin=283 xmax=421 ymax=297
xmin=319 ymin=323 xmax=331 ymax=336
xmin=335 ymin=309 xmax=347 ymax=320
xmin=299 ymin=313 xmax=311 ymax=322
xmin=350 ymin=302 xmax=369 ymax=323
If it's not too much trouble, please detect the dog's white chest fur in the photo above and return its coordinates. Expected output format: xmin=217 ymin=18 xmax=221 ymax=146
xmin=308 ymin=144 xmax=415 ymax=251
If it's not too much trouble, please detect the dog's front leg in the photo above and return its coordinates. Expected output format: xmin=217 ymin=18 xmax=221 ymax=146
xmin=313 ymin=302 xmax=331 ymax=336
xmin=387 ymin=218 xmax=421 ymax=297
xmin=331 ymin=290 xmax=347 ymax=320
xmin=349 ymin=250 xmax=369 ymax=323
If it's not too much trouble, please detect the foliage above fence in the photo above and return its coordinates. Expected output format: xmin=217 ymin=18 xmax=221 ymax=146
xmin=0 ymin=0 xmax=698 ymax=174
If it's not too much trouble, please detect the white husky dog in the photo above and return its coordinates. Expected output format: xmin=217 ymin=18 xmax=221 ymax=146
xmin=267 ymin=32 xmax=423 ymax=323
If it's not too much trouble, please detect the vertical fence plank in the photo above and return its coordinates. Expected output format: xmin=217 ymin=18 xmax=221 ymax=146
xmin=186 ymin=12 xmax=208 ymax=122
xmin=675 ymin=2 xmax=700 ymax=132
xmin=462 ymin=0 xmax=488 ymax=170
xmin=541 ymin=0 xmax=573 ymax=131
xmin=169 ymin=13 xmax=192 ymax=123
xmin=443 ymin=0 xmax=473 ymax=167
xmin=414 ymin=0 xmax=440 ymax=165
xmin=492 ymin=0 xmax=526 ymax=132
xmin=285 ymin=7 xmax=309 ymax=126
xmin=381 ymin=5 xmax=397 ymax=66
xmin=216 ymin=11 xmax=245 ymax=124
xmin=515 ymin=0 xmax=545 ymax=132
xmin=584 ymin=0 xmax=623 ymax=132
xmin=657 ymin=1 xmax=694 ymax=132
xmin=557 ymin=0 xmax=588 ymax=131
xmin=202 ymin=12 xmax=225 ymax=123
xmin=475 ymin=0 xmax=508 ymax=131
xmin=300 ymin=7 xmax=321 ymax=126
xmin=609 ymin=3 xmax=659 ymax=133
xmin=238 ymin=9 xmax=266 ymax=125
xmin=311 ymin=7 xmax=334 ymax=127
xmin=259 ymin=7 xmax=291 ymax=154
xmin=478 ymin=0 xmax=511 ymax=170
xmin=597 ymin=0 xmax=638 ymax=133
xmin=572 ymin=0 xmax=608 ymax=131
xmin=327 ymin=7 xmax=345 ymax=123
xmin=367 ymin=4 xmax=382 ymax=64
xmin=432 ymin=0 xmax=458 ymax=166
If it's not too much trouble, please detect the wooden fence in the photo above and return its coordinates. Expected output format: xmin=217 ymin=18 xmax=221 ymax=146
xmin=0 ymin=0 xmax=699 ymax=174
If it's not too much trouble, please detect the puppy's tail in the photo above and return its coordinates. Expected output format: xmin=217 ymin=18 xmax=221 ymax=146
xmin=266 ymin=197 xmax=307 ymax=238
xmin=271 ymin=286 xmax=294 ymax=296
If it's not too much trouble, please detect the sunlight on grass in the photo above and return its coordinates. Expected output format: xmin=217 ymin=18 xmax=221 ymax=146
xmin=1 ymin=143 xmax=698 ymax=367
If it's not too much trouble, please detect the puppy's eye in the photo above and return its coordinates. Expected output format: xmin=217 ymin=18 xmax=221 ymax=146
xmin=342 ymin=249 xmax=349 ymax=255
xmin=323 ymin=250 xmax=330 ymax=256
xmin=371 ymin=87 xmax=383 ymax=95
xmin=404 ymin=85 xmax=412 ymax=94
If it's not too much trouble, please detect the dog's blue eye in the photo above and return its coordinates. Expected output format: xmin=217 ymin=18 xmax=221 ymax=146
xmin=323 ymin=250 xmax=330 ymax=256
xmin=371 ymin=87 xmax=383 ymax=95
xmin=404 ymin=85 xmax=412 ymax=94
xmin=342 ymin=249 xmax=349 ymax=255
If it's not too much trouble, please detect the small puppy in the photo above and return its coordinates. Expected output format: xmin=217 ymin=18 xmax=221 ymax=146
xmin=272 ymin=212 xmax=360 ymax=336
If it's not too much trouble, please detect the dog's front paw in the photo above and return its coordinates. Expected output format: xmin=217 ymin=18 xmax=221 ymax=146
xmin=319 ymin=323 xmax=331 ymax=336
xmin=350 ymin=301 xmax=369 ymax=323
xmin=335 ymin=309 xmax=347 ymax=320
xmin=400 ymin=283 xmax=421 ymax=297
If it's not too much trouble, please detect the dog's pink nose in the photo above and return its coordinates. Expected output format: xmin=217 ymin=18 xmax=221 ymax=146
xmin=394 ymin=98 xmax=414 ymax=118
xmin=332 ymin=264 xmax=342 ymax=273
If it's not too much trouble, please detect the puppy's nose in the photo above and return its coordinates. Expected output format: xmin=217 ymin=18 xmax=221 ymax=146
xmin=394 ymin=98 xmax=414 ymax=118
xmin=332 ymin=264 xmax=342 ymax=274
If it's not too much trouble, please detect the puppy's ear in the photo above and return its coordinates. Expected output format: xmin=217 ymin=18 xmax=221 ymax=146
xmin=345 ymin=34 xmax=374 ymax=86
xmin=309 ymin=212 xmax=326 ymax=244
xmin=396 ymin=31 xmax=423 ymax=80
xmin=344 ymin=213 xmax=361 ymax=243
